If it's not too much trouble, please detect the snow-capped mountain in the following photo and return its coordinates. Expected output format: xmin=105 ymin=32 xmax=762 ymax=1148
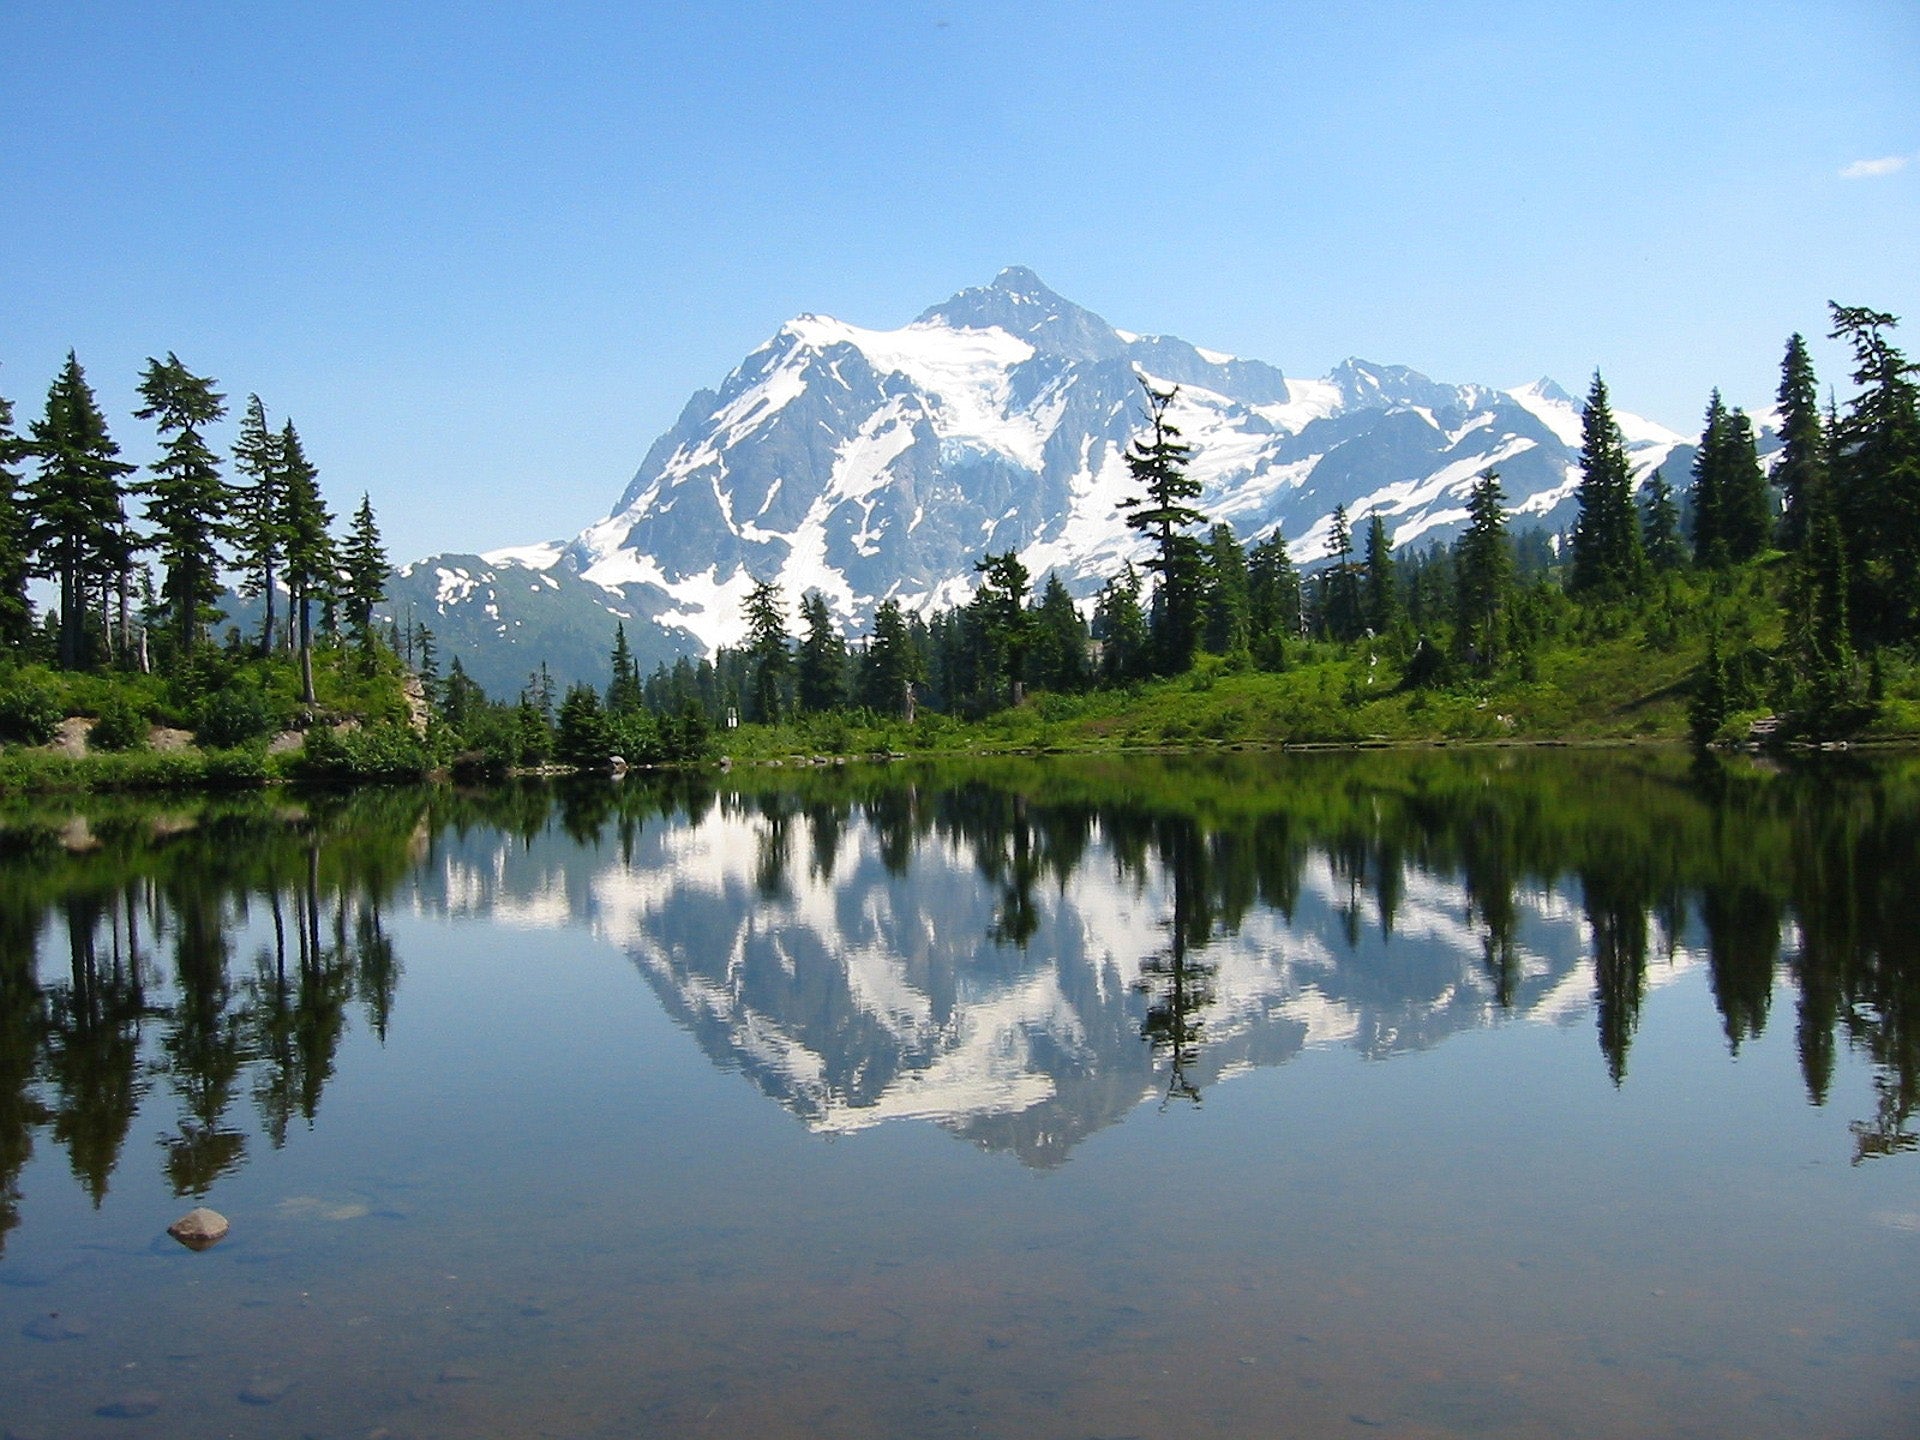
xmin=387 ymin=267 xmax=1689 ymax=696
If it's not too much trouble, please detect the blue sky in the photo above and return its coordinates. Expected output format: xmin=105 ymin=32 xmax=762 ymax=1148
xmin=3 ymin=1 xmax=1916 ymax=564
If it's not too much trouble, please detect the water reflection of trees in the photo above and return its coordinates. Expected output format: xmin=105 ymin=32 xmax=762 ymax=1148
xmin=2 ymin=750 xmax=1916 ymax=1247
xmin=0 ymin=791 xmax=431 ymax=1254
xmin=687 ymin=751 xmax=1920 ymax=1160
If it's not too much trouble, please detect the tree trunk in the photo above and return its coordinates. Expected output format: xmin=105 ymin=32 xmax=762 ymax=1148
xmin=298 ymin=589 xmax=316 ymax=704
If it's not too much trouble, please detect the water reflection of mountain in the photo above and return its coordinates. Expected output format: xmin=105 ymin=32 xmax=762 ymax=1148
xmin=3 ymin=750 xmax=1915 ymax=1243
xmin=411 ymin=754 xmax=1920 ymax=1170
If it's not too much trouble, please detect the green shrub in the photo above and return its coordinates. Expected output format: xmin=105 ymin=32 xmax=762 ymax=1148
xmin=196 ymin=682 xmax=280 ymax=750
xmin=0 ymin=681 xmax=63 ymax=745
xmin=293 ymin=722 xmax=434 ymax=783
xmin=89 ymin=696 xmax=149 ymax=752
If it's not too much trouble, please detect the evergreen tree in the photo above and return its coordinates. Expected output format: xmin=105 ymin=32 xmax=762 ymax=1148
xmin=1319 ymin=504 xmax=1363 ymax=641
xmin=1641 ymin=468 xmax=1686 ymax=571
xmin=741 ymin=578 xmax=790 ymax=722
xmin=1201 ymin=523 xmax=1250 ymax=656
xmin=1029 ymin=571 xmax=1090 ymax=693
xmin=1118 ymin=382 xmax=1206 ymax=673
xmin=795 ymin=591 xmax=846 ymax=713
xmin=134 ymin=353 xmax=230 ymax=656
xmin=1569 ymin=371 xmax=1647 ymax=598
xmin=1246 ymin=529 xmax=1301 ymax=667
xmin=230 ymin=395 xmax=285 ymax=655
xmin=1773 ymin=333 xmax=1824 ymax=551
xmin=1361 ymin=513 xmax=1400 ymax=636
xmin=275 ymin=420 xmax=334 ymax=703
xmin=1091 ymin=564 xmax=1149 ymax=684
xmin=555 ymin=682 xmax=610 ymax=768
xmin=970 ymin=550 xmax=1033 ymax=706
xmin=1689 ymin=389 xmax=1731 ymax=567
xmin=605 ymin=623 xmax=643 ymax=714
xmin=1453 ymin=471 xmax=1513 ymax=675
xmin=440 ymin=656 xmax=483 ymax=735
xmin=1785 ymin=469 xmax=1853 ymax=725
xmin=1827 ymin=303 xmax=1920 ymax=644
xmin=25 ymin=353 xmax=135 ymax=668
xmin=340 ymin=493 xmax=388 ymax=653
xmin=860 ymin=598 xmax=924 ymax=716
xmin=0 ymin=388 xmax=31 ymax=648
xmin=1718 ymin=407 xmax=1771 ymax=561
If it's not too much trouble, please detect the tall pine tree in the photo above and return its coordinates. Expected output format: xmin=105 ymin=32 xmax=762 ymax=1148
xmin=1453 ymin=471 xmax=1513 ymax=674
xmin=1827 ymin=303 xmax=1920 ymax=644
xmin=26 ymin=354 xmax=135 ymax=668
xmin=276 ymin=420 xmax=334 ymax=703
xmin=741 ymin=578 xmax=791 ymax=722
xmin=230 ymin=395 xmax=286 ymax=655
xmin=1118 ymin=382 xmax=1206 ymax=674
xmin=1773 ymin=333 xmax=1824 ymax=551
xmin=135 ymin=353 xmax=231 ymax=656
xmin=341 ymin=492 xmax=388 ymax=653
xmin=1362 ymin=513 xmax=1400 ymax=636
xmin=1569 ymin=371 xmax=1647 ymax=598
xmin=795 ymin=592 xmax=846 ymax=713
xmin=0 ymin=387 xmax=31 ymax=649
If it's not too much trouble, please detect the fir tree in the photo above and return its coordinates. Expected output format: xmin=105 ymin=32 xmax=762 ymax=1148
xmin=275 ymin=420 xmax=334 ymax=703
xmin=230 ymin=394 xmax=285 ymax=655
xmin=1319 ymin=504 xmax=1363 ymax=641
xmin=25 ymin=353 xmax=135 ymax=668
xmin=1640 ymin=468 xmax=1686 ymax=571
xmin=795 ymin=592 xmax=846 ymax=713
xmin=970 ymin=550 xmax=1033 ymax=705
xmin=0 ymin=387 xmax=31 ymax=648
xmin=1118 ymin=382 xmax=1206 ymax=673
xmin=1717 ymin=407 xmax=1771 ymax=561
xmin=1201 ymin=523 xmax=1250 ymax=656
xmin=1029 ymin=571 xmax=1090 ymax=693
xmin=1773 ymin=333 xmax=1824 ymax=551
xmin=555 ymin=682 xmax=610 ymax=768
xmin=1361 ymin=513 xmax=1400 ymax=636
xmin=340 ymin=493 xmax=388 ymax=654
xmin=1569 ymin=371 xmax=1647 ymax=598
xmin=605 ymin=623 xmax=643 ymax=713
xmin=1091 ymin=564 xmax=1149 ymax=683
xmin=1246 ymin=529 xmax=1301 ymax=667
xmin=1827 ymin=303 xmax=1920 ymax=644
xmin=1452 ymin=471 xmax=1512 ymax=675
xmin=741 ymin=578 xmax=790 ymax=722
xmin=860 ymin=599 xmax=924 ymax=716
xmin=1689 ymin=390 xmax=1731 ymax=567
xmin=134 ymin=353 xmax=230 ymax=656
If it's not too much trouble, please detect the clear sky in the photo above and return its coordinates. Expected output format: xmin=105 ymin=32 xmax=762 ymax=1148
xmin=4 ymin=1 xmax=1916 ymax=564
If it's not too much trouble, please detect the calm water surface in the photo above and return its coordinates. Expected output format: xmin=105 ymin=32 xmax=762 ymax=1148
xmin=0 ymin=751 xmax=1915 ymax=1439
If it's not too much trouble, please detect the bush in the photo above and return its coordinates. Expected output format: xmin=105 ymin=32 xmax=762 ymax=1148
xmin=196 ymin=682 xmax=279 ymax=750
xmin=293 ymin=722 xmax=434 ymax=783
xmin=0 ymin=681 xmax=63 ymax=745
xmin=89 ymin=696 xmax=149 ymax=752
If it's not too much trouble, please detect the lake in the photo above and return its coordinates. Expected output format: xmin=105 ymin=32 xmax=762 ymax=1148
xmin=0 ymin=750 xmax=1915 ymax=1438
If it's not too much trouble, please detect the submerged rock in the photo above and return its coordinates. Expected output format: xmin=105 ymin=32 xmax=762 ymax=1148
xmin=238 ymin=1374 xmax=294 ymax=1406
xmin=23 ymin=1312 xmax=87 ymax=1342
xmin=166 ymin=1207 xmax=230 ymax=1251
xmin=95 ymin=1390 xmax=161 ymax=1419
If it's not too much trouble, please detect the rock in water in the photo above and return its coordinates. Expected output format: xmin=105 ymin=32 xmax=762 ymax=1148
xmin=166 ymin=1207 xmax=229 ymax=1251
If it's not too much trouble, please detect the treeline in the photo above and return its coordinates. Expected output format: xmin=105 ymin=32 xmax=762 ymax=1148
xmin=525 ymin=301 xmax=1914 ymax=751
xmin=0 ymin=351 xmax=398 ymax=753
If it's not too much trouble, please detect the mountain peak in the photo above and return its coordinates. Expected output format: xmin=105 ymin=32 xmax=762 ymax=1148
xmin=916 ymin=267 xmax=1128 ymax=362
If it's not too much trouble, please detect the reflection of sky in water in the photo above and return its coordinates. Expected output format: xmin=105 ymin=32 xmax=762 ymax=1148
xmin=0 ymin=764 xmax=1915 ymax=1439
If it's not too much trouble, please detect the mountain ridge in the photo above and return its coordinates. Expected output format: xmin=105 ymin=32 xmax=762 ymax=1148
xmin=380 ymin=268 xmax=1693 ymax=697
